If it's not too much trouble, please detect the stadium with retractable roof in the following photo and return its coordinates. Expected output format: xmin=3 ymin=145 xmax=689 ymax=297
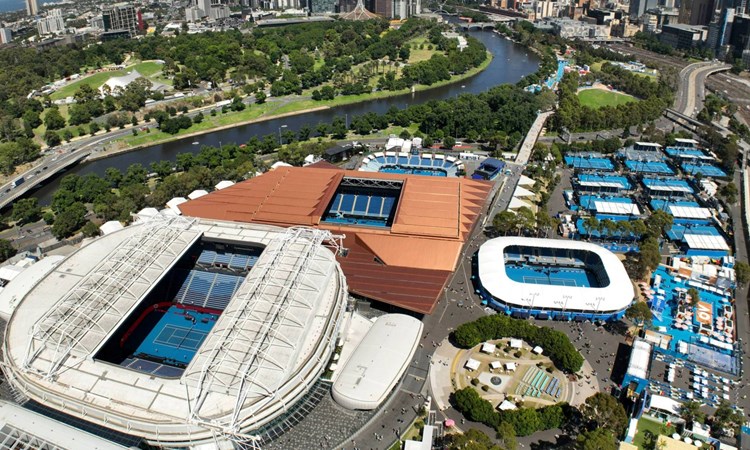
xmin=2 ymin=214 xmax=348 ymax=448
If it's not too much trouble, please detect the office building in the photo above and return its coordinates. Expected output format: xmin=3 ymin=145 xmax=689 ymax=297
xmin=729 ymin=13 xmax=750 ymax=60
xmin=102 ymin=3 xmax=138 ymax=37
xmin=209 ymin=4 xmax=230 ymax=19
xmin=660 ymin=23 xmax=708 ymax=47
xmin=630 ymin=0 xmax=659 ymax=19
xmin=37 ymin=9 xmax=66 ymax=35
xmin=309 ymin=0 xmax=338 ymax=13
xmin=680 ymin=0 xmax=716 ymax=24
xmin=707 ymin=7 xmax=734 ymax=50
xmin=26 ymin=0 xmax=38 ymax=16
xmin=185 ymin=5 xmax=203 ymax=21
xmin=0 ymin=28 xmax=11 ymax=44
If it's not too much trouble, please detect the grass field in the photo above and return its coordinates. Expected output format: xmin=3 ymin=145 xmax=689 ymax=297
xmin=50 ymin=61 xmax=166 ymax=100
xmin=632 ymin=417 xmax=675 ymax=449
xmin=577 ymin=88 xmax=637 ymax=109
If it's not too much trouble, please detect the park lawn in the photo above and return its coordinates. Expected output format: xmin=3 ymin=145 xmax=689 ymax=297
xmin=50 ymin=61 xmax=166 ymax=100
xmin=577 ymin=88 xmax=637 ymax=109
xmin=632 ymin=416 xmax=675 ymax=449
xmin=407 ymin=36 xmax=440 ymax=63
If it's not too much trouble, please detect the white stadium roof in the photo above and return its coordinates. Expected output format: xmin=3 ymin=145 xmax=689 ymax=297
xmin=332 ymin=314 xmax=423 ymax=410
xmin=3 ymin=215 xmax=348 ymax=447
xmin=477 ymin=237 xmax=634 ymax=313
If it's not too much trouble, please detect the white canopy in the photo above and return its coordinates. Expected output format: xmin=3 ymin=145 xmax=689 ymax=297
xmin=669 ymin=205 xmax=712 ymax=219
xmin=99 ymin=221 xmax=124 ymax=235
xmin=505 ymin=362 xmax=517 ymax=371
xmin=626 ymin=339 xmax=652 ymax=380
xmin=532 ymin=346 xmax=543 ymax=354
xmin=498 ymin=400 xmax=517 ymax=410
xmin=509 ymin=339 xmax=523 ymax=349
xmin=508 ymin=197 xmax=533 ymax=211
xmin=593 ymin=201 xmax=640 ymax=216
xmin=188 ymin=189 xmax=209 ymax=200
xmin=465 ymin=358 xmax=480 ymax=371
xmin=684 ymin=234 xmax=730 ymax=251
xmin=518 ymin=175 xmax=536 ymax=187
xmin=481 ymin=342 xmax=496 ymax=354
xmin=490 ymin=361 xmax=502 ymax=369
xmin=166 ymin=197 xmax=187 ymax=214
xmin=512 ymin=186 xmax=535 ymax=198
xmin=215 ymin=180 xmax=235 ymax=190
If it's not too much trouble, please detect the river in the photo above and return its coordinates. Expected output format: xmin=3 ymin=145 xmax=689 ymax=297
xmin=32 ymin=29 xmax=539 ymax=204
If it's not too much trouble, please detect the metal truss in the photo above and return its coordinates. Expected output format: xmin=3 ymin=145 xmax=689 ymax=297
xmin=340 ymin=176 xmax=403 ymax=190
xmin=22 ymin=214 xmax=196 ymax=379
xmin=186 ymin=227 xmax=343 ymax=439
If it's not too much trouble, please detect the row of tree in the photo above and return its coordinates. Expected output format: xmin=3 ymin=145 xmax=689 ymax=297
xmin=453 ymin=314 xmax=584 ymax=373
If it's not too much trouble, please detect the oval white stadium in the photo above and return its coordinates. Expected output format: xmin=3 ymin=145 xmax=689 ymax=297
xmin=2 ymin=215 xmax=348 ymax=447
xmin=477 ymin=237 xmax=634 ymax=320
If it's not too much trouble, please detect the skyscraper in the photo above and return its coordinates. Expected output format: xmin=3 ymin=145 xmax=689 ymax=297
xmin=26 ymin=0 xmax=38 ymax=16
xmin=629 ymin=0 xmax=659 ymax=19
xmin=102 ymin=3 xmax=138 ymax=37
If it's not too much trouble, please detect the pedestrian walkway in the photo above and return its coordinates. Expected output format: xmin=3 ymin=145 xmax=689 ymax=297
xmin=516 ymin=111 xmax=553 ymax=165
xmin=429 ymin=338 xmax=462 ymax=411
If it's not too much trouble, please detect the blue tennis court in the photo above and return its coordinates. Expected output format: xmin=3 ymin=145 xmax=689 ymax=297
xmin=625 ymin=160 xmax=674 ymax=174
xmin=133 ymin=305 xmax=218 ymax=367
xmin=564 ymin=155 xmax=614 ymax=171
xmin=505 ymin=264 xmax=600 ymax=287
xmin=681 ymin=163 xmax=727 ymax=178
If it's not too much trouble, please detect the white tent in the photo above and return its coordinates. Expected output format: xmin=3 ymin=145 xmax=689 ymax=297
xmin=99 ymin=221 xmax=124 ymax=235
xmin=215 ymin=180 xmax=235 ymax=190
xmin=512 ymin=185 xmax=535 ymax=198
xmin=188 ymin=189 xmax=208 ymax=200
xmin=508 ymin=197 xmax=533 ymax=211
xmin=505 ymin=362 xmax=517 ymax=371
xmin=481 ymin=342 xmax=496 ymax=354
xmin=271 ymin=161 xmax=292 ymax=170
xmin=518 ymin=175 xmax=536 ymax=187
xmin=532 ymin=346 xmax=543 ymax=355
xmin=166 ymin=197 xmax=187 ymax=214
xmin=464 ymin=358 xmax=480 ymax=371
xmin=490 ymin=361 xmax=502 ymax=370
xmin=509 ymin=339 xmax=523 ymax=349
xmin=498 ymin=400 xmax=517 ymax=411
xmin=136 ymin=207 xmax=159 ymax=222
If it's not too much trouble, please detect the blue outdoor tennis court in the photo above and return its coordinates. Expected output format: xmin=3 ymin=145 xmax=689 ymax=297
xmin=624 ymin=160 xmax=674 ymax=174
xmin=134 ymin=305 xmax=218 ymax=367
xmin=564 ymin=155 xmax=614 ymax=171
xmin=681 ymin=163 xmax=727 ymax=178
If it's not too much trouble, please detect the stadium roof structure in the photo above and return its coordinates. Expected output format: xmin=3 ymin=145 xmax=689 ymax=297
xmin=594 ymin=201 xmax=641 ymax=216
xmin=684 ymin=234 xmax=730 ymax=251
xmin=668 ymin=205 xmax=712 ymax=219
xmin=4 ymin=215 xmax=348 ymax=448
xmin=179 ymin=166 xmax=492 ymax=314
xmin=477 ymin=237 xmax=634 ymax=313
xmin=332 ymin=314 xmax=423 ymax=410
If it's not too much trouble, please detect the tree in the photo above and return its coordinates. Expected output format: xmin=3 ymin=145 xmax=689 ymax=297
xmin=81 ymin=221 xmax=100 ymax=237
xmin=0 ymin=239 xmax=16 ymax=263
xmin=580 ymin=393 xmax=627 ymax=435
xmin=735 ymin=261 xmax=750 ymax=285
xmin=495 ymin=422 xmax=517 ymax=450
xmin=710 ymin=400 xmax=744 ymax=437
xmin=89 ymin=121 xmax=100 ymax=135
xmin=51 ymin=202 xmax=87 ymax=239
xmin=444 ymin=429 xmax=503 ymax=450
xmin=62 ymin=129 xmax=73 ymax=142
xmin=719 ymin=182 xmax=738 ymax=204
xmin=193 ymin=112 xmax=204 ymax=124
xmin=44 ymin=107 xmax=66 ymax=130
xmin=645 ymin=210 xmax=673 ymax=239
xmin=44 ymin=130 xmax=61 ymax=147
xmin=23 ymin=109 xmax=41 ymax=129
xmin=679 ymin=401 xmax=706 ymax=427
xmin=444 ymin=136 xmax=456 ymax=149
xmin=639 ymin=237 xmax=661 ymax=274
xmin=11 ymin=198 xmax=41 ymax=225
xmin=577 ymin=428 xmax=617 ymax=450
xmin=255 ymin=91 xmax=266 ymax=104
xmin=686 ymin=287 xmax=700 ymax=307
xmin=625 ymin=301 xmax=653 ymax=327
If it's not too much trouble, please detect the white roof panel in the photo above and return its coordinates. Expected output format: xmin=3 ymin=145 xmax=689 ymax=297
xmin=594 ymin=201 xmax=640 ymax=216
xmin=684 ymin=234 xmax=730 ymax=250
xmin=626 ymin=339 xmax=651 ymax=379
xmin=668 ymin=205 xmax=712 ymax=219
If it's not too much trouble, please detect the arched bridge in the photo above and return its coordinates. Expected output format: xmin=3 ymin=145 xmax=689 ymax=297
xmin=458 ymin=22 xmax=496 ymax=30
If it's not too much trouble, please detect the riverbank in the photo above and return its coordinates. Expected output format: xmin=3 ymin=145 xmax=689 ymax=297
xmin=87 ymin=51 xmax=493 ymax=162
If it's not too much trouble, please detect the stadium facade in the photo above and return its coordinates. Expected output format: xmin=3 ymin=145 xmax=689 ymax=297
xmin=476 ymin=236 xmax=634 ymax=321
xmin=180 ymin=165 xmax=492 ymax=314
xmin=3 ymin=215 xmax=348 ymax=448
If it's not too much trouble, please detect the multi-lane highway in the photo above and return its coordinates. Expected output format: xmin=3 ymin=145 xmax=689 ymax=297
xmin=674 ymin=62 xmax=731 ymax=117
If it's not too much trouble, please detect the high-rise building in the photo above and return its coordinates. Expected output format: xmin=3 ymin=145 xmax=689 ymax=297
xmin=102 ymin=3 xmax=138 ymax=37
xmin=185 ymin=5 xmax=203 ymax=21
xmin=368 ymin=0 xmax=418 ymax=18
xmin=309 ymin=0 xmax=338 ymax=13
xmin=680 ymin=0 xmax=716 ymax=24
xmin=37 ymin=9 xmax=66 ymax=35
xmin=629 ymin=0 xmax=659 ymax=18
xmin=728 ymin=13 xmax=750 ymax=59
xmin=0 ymin=28 xmax=12 ymax=44
xmin=707 ymin=6 xmax=734 ymax=49
xmin=209 ymin=4 xmax=230 ymax=19
xmin=26 ymin=0 xmax=38 ymax=16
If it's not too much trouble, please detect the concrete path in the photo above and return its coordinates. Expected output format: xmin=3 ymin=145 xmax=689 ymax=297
xmin=516 ymin=111 xmax=553 ymax=165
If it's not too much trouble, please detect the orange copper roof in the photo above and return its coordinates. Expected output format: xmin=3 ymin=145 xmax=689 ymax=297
xmin=180 ymin=166 xmax=492 ymax=314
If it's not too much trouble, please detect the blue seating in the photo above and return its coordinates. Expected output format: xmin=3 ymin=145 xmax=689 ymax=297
xmin=176 ymin=269 xmax=244 ymax=311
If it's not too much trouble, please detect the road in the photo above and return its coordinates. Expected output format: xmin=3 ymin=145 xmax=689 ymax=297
xmin=673 ymin=62 xmax=731 ymax=117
